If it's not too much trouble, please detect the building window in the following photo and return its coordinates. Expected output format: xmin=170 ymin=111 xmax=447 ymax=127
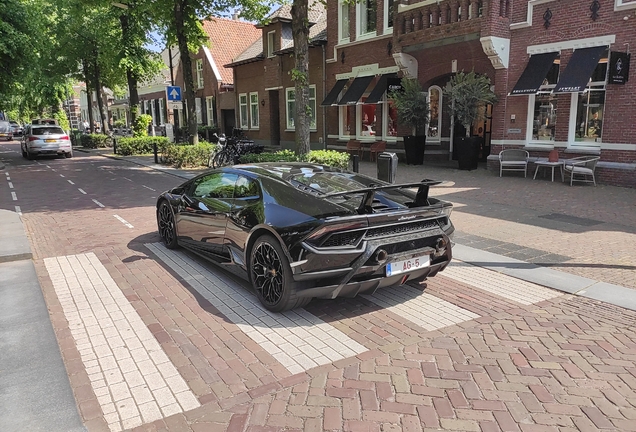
xmin=143 ymin=100 xmax=149 ymax=114
xmin=358 ymin=0 xmax=377 ymax=36
xmin=384 ymin=0 xmax=394 ymax=31
xmin=339 ymin=106 xmax=352 ymax=137
xmin=531 ymin=94 xmax=558 ymax=142
xmin=196 ymin=59 xmax=204 ymax=89
xmin=339 ymin=1 xmax=350 ymax=42
xmin=159 ymin=98 xmax=165 ymax=124
xmin=250 ymin=92 xmax=259 ymax=128
xmin=239 ymin=94 xmax=248 ymax=129
xmin=357 ymin=97 xmax=376 ymax=139
xmin=195 ymin=98 xmax=203 ymax=124
xmin=573 ymin=54 xmax=607 ymax=145
xmin=267 ymin=31 xmax=275 ymax=58
xmin=150 ymin=99 xmax=157 ymax=125
xmin=206 ymin=96 xmax=214 ymax=126
xmin=427 ymin=86 xmax=442 ymax=142
xmin=383 ymin=99 xmax=398 ymax=139
xmin=285 ymin=86 xmax=317 ymax=130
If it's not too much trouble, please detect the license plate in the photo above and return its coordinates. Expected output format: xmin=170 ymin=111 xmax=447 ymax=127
xmin=0 ymin=134 xmax=6 ymax=136
xmin=386 ymin=255 xmax=430 ymax=277
xmin=45 ymin=139 xmax=56 ymax=143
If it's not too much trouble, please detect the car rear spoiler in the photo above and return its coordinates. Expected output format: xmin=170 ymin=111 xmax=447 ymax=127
xmin=322 ymin=179 xmax=442 ymax=213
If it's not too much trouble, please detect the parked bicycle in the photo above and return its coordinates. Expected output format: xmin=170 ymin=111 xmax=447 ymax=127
xmin=209 ymin=130 xmax=264 ymax=168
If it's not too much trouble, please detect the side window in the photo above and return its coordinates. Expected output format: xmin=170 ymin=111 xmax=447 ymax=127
xmin=234 ymin=176 xmax=259 ymax=198
xmin=191 ymin=173 xmax=238 ymax=199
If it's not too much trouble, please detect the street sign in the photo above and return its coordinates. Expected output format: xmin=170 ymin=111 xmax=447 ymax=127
xmin=168 ymin=102 xmax=182 ymax=110
xmin=166 ymin=86 xmax=182 ymax=102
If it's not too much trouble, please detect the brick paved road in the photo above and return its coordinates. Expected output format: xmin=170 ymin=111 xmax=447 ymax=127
xmin=1 ymin=142 xmax=635 ymax=432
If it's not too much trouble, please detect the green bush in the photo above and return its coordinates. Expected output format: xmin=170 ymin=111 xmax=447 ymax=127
xmin=80 ymin=134 xmax=111 ymax=149
xmin=116 ymin=136 xmax=169 ymax=156
xmin=133 ymin=114 xmax=152 ymax=137
xmin=240 ymin=150 xmax=349 ymax=169
xmin=161 ymin=142 xmax=216 ymax=168
xmin=113 ymin=119 xmax=127 ymax=129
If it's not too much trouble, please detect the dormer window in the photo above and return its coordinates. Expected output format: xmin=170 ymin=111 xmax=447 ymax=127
xmin=267 ymin=31 xmax=275 ymax=58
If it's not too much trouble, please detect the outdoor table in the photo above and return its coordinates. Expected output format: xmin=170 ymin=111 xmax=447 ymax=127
xmin=533 ymin=159 xmax=564 ymax=182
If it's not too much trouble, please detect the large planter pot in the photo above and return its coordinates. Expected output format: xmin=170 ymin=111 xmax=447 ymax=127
xmin=403 ymin=135 xmax=426 ymax=165
xmin=454 ymin=136 xmax=481 ymax=170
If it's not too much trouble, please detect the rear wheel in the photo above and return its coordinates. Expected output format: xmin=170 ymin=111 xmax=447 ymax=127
xmin=65 ymin=151 xmax=73 ymax=158
xmin=250 ymin=234 xmax=311 ymax=312
xmin=25 ymin=151 xmax=34 ymax=160
xmin=213 ymin=150 xmax=232 ymax=168
xmin=157 ymin=201 xmax=178 ymax=249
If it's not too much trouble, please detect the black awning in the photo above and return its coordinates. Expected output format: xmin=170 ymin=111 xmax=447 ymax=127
xmin=510 ymin=52 xmax=559 ymax=95
xmin=554 ymin=46 xmax=607 ymax=93
xmin=320 ymin=79 xmax=348 ymax=106
xmin=365 ymin=74 xmax=398 ymax=104
xmin=337 ymin=76 xmax=374 ymax=105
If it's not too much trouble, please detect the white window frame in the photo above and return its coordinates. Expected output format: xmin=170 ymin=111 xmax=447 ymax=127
xmin=285 ymin=88 xmax=296 ymax=130
xmin=195 ymin=98 xmax=203 ymax=124
xmin=143 ymin=100 xmax=149 ymax=114
xmin=150 ymin=99 xmax=157 ymax=125
xmin=239 ymin=93 xmax=249 ymax=129
xmin=338 ymin=1 xmax=350 ymax=43
xmin=267 ymin=31 xmax=275 ymax=58
xmin=427 ymin=86 xmax=442 ymax=144
xmin=339 ymin=106 xmax=351 ymax=138
xmin=196 ymin=59 xmax=204 ymax=89
xmin=383 ymin=0 xmax=394 ymax=35
xmin=159 ymin=98 xmax=165 ymax=124
xmin=250 ymin=92 xmax=259 ymax=129
xmin=355 ymin=100 xmax=375 ymax=142
xmin=356 ymin=0 xmax=377 ymax=38
xmin=206 ymin=96 xmax=214 ymax=126
xmin=381 ymin=96 xmax=398 ymax=142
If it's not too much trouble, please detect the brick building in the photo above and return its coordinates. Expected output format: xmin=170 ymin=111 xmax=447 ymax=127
xmin=226 ymin=4 xmax=327 ymax=149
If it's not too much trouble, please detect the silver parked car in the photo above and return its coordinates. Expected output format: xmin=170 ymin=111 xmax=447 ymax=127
xmin=21 ymin=124 xmax=73 ymax=159
xmin=0 ymin=121 xmax=13 ymax=141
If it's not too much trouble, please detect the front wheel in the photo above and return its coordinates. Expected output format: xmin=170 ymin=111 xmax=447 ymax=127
xmin=212 ymin=150 xmax=232 ymax=168
xmin=250 ymin=234 xmax=311 ymax=312
xmin=157 ymin=201 xmax=178 ymax=249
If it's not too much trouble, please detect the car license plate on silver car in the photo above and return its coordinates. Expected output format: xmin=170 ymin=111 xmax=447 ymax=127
xmin=386 ymin=255 xmax=430 ymax=277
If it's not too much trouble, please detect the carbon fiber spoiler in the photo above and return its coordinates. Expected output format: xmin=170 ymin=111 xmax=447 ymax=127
xmin=322 ymin=179 xmax=442 ymax=214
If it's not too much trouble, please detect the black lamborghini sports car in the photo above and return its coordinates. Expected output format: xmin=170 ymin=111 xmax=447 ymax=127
xmin=156 ymin=163 xmax=454 ymax=312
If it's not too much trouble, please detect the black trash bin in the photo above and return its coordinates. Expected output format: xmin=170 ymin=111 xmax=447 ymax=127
xmin=455 ymin=136 xmax=481 ymax=170
xmin=377 ymin=152 xmax=398 ymax=183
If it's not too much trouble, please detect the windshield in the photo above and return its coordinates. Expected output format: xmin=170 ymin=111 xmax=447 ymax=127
xmin=32 ymin=127 xmax=65 ymax=135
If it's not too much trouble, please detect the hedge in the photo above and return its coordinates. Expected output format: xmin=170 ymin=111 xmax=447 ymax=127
xmin=116 ymin=136 xmax=170 ymax=156
xmin=240 ymin=150 xmax=349 ymax=170
xmin=80 ymin=134 xmax=111 ymax=149
xmin=161 ymin=142 xmax=216 ymax=168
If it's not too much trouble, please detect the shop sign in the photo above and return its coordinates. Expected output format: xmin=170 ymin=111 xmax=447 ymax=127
xmin=387 ymin=78 xmax=403 ymax=94
xmin=609 ymin=51 xmax=630 ymax=84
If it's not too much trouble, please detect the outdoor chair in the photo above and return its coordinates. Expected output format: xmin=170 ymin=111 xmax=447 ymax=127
xmin=368 ymin=141 xmax=386 ymax=162
xmin=498 ymin=149 xmax=529 ymax=177
xmin=346 ymin=141 xmax=362 ymax=159
xmin=563 ymin=156 xmax=600 ymax=186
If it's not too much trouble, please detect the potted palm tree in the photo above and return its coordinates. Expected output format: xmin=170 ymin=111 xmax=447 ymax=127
xmin=444 ymin=71 xmax=498 ymax=170
xmin=389 ymin=78 xmax=429 ymax=165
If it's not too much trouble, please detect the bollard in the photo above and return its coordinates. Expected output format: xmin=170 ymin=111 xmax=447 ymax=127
xmin=153 ymin=143 xmax=158 ymax=163
xmin=113 ymin=138 xmax=117 ymax=155
xmin=352 ymin=154 xmax=359 ymax=173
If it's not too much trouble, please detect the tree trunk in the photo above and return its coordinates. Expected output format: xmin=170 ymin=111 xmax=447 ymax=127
xmin=291 ymin=0 xmax=310 ymax=156
xmin=174 ymin=0 xmax=198 ymax=144
xmin=83 ymin=59 xmax=95 ymax=133
xmin=119 ymin=13 xmax=139 ymax=126
xmin=92 ymin=50 xmax=108 ymax=134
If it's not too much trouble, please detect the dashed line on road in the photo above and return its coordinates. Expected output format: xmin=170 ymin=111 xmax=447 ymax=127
xmin=15 ymin=206 xmax=22 ymax=216
xmin=142 ymin=185 xmax=156 ymax=191
xmin=114 ymin=214 xmax=134 ymax=228
xmin=11 ymin=192 xmax=17 ymax=201
xmin=67 ymin=180 xmax=75 ymax=185
xmin=78 ymin=188 xmax=87 ymax=195
xmin=44 ymin=253 xmax=200 ymax=432
xmin=8 ymin=182 xmax=14 ymax=189
xmin=92 ymin=199 xmax=105 ymax=208
xmin=147 ymin=242 xmax=368 ymax=375
xmin=45 ymin=165 xmax=50 ymax=168
xmin=59 ymin=174 xmax=65 ymax=177
xmin=123 ymin=177 xmax=133 ymax=182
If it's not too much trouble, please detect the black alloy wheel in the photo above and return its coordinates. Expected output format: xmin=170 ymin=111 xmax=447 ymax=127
xmin=250 ymin=235 xmax=310 ymax=312
xmin=157 ymin=201 xmax=178 ymax=249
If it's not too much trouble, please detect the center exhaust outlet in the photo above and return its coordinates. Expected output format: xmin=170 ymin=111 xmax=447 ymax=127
xmin=374 ymin=249 xmax=388 ymax=264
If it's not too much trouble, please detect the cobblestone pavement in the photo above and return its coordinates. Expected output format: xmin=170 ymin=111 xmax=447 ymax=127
xmin=1 ymin=142 xmax=635 ymax=432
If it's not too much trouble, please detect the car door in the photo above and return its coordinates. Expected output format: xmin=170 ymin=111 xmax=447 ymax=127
xmin=176 ymin=172 xmax=238 ymax=257
xmin=224 ymin=175 xmax=263 ymax=263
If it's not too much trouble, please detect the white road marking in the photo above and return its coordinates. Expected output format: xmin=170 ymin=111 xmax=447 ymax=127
xmin=4 ymin=172 xmax=8 ymax=176
xmin=443 ymin=260 xmax=561 ymax=305
xmin=44 ymin=253 xmax=200 ymax=432
xmin=123 ymin=177 xmax=133 ymax=182
xmin=52 ymin=169 xmax=56 ymax=172
xmin=147 ymin=243 xmax=368 ymax=375
xmin=60 ymin=174 xmax=65 ymax=177
xmin=78 ymin=188 xmax=87 ymax=195
xmin=363 ymin=286 xmax=480 ymax=331
xmin=114 ymin=215 xmax=134 ymax=228
xmin=6 ymin=176 xmax=10 ymax=181
xmin=92 ymin=199 xmax=105 ymax=208
xmin=46 ymin=165 xmax=50 ymax=168
xmin=142 ymin=185 xmax=156 ymax=191
xmin=11 ymin=192 xmax=17 ymax=201
xmin=68 ymin=180 xmax=75 ymax=185
xmin=8 ymin=182 xmax=13 ymax=189
xmin=15 ymin=206 xmax=22 ymax=216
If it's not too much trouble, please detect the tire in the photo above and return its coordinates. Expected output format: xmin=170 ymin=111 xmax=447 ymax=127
xmin=65 ymin=151 xmax=73 ymax=158
xmin=157 ymin=201 xmax=178 ymax=249
xmin=26 ymin=151 xmax=34 ymax=160
xmin=213 ymin=150 xmax=232 ymax=168
xmin=250 ymin=234 xmax=311 ymax=312
xmin=21 ymin=147 xmax=27 ymax=158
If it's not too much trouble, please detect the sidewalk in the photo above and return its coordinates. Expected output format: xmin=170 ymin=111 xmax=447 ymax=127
xmin=106 ymin=153 xmax=636 ymax=312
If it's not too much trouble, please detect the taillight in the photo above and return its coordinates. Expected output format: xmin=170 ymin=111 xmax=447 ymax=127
xmin=28 ymin=136 xmax=39 ymax=141
xmin=61 ymin=135 xmax=69 ymax=140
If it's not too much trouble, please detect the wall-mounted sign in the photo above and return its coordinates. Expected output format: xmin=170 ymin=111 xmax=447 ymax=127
xmin=386 ymin=77 xmax=403 ymax=94
xmin=507 ymin=128 xmax=522 ymax=134
xmin=609 ymin=51 xmax=630 ymax=84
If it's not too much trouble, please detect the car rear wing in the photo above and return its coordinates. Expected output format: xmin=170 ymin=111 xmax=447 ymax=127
xmin=322 ymin=180 xmax=442 ymax=213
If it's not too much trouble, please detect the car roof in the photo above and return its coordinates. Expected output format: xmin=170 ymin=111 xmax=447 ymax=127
xmin=231 ymin=162 xmax=341 ymax=180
